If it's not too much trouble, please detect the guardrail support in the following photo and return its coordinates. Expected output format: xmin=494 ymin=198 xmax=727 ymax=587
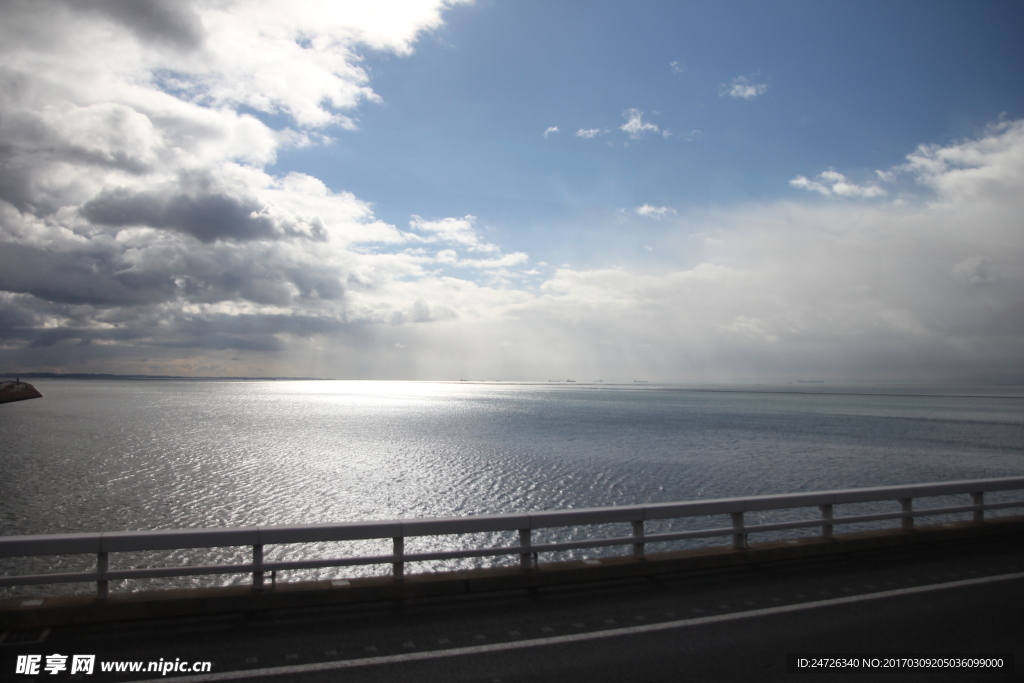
xmin=392 ymin=537 xmax=404 ymax=580
xmin=252 ymin=544 xmax=264 ymax=590
xmin=97 ymin=551 xmax=109 ymax=600
xmin=900 ymin=498 xmax=914 ymax=531
xmin=731 ymin=512 xmax=747 ymax=549
xmin=631 ymin=520 xmax=645 ymax=560
xmin=819 ymin=504 xmax=834 ymax=539
xmin=518 ymin=528 xmax=532 ymax=570
xmin=3 ymin=476 xmax=1022 ymax=594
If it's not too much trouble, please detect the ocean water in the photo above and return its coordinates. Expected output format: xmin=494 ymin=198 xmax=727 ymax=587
xmin=1 ymin=380 xmax=1022 ymax=594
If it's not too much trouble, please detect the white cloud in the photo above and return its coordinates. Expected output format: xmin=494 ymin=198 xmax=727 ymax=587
xmin=790 ymin=171 xmax=887 ymax=198
xmin=670 ymin=60 xmax=684 ymax=73
xmin=719 ymin=75 xmax=768 ymax=100
xmin=376 ymin=121 xmax=1024 ymax=382
xmin=543 ymin=126 xmax=559 ymax=138
xmin=449 ymin=251 xmax=530 ymax=270
xmin=899 ymin=119 xmax=1024 ymax=208
xmin=407 ymin=215 xmax=501 ymax=253
xmin=634 ymin=204 xmax=675 ymax=219
xmin=499 ymin=121 xmax=1024 ymax=381
xmin=619 ymin=108 xmax=659 ymax=139
xmin=576 ymin=128 xmax=603 ymax=139
xmin=1 ymin=0 xmax=466 ymax=131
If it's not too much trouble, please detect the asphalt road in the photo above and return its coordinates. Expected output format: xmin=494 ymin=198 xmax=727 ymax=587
xmin=4 ymin=534 xmax=1022 ymax=682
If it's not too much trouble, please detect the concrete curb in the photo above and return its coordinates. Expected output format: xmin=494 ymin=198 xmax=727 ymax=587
xmin=2 ymin=516 xmax=1022 ymax=629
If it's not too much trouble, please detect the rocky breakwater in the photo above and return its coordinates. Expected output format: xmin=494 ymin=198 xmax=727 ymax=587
xmin=0 ymin=379 xmax=42 ymax=404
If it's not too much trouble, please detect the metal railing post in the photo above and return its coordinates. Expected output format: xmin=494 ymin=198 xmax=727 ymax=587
xmin=392 ymin=537 xmax=404 ymax=580
xmin=252 ymin=544 xmax=264 ymax=590
xmin=972 ymin=492 xmax=985 ymax=524
xmin=97 ymin=551 xmax=109 ymax=600
xmin=819 ymin=504 xmax=834 ymax=539
xmin=731 ymin=512 xmax=747 ymax=549
xmin=518 ymin=528 xmax=532 ymax=570
xmin=900 ymin=498 xmax=914 ymax=531
xmin=3 ymin=476 xmax=1023 ymax=595
xmin=631 ymin=520 xmax=645 ymax=560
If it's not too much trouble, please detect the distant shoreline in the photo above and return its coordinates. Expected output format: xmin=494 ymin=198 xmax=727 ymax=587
xmin=0 ymin=372 xmax=332 ymax=381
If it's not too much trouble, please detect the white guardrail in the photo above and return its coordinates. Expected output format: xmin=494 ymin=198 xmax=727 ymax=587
xmin=2 ymin=477 xmax=1023 ymax=600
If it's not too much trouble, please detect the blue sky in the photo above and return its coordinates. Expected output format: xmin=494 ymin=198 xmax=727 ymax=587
xmin=274 ymin=0 xmax=1024 ymax=266
xmin=1 ymin=0 xmax=1023 ymax=382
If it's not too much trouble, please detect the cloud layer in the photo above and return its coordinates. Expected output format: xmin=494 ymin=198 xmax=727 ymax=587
xmin=1 ymin=2 xmax=1022 ymax=382
xmin=0 ymin=0 xmax=526 ymax=374
xmin=790 ymin=170 xmax=886 ymax=198
xmin=720 ymin=75 xmax=768 ymax=100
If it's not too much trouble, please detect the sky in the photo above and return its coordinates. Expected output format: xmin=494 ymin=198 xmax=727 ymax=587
xmin=1 ymin=0 xmax=1023 ymax=383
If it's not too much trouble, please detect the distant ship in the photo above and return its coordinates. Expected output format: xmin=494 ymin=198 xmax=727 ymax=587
xmin=0 ymin=379 xmax=42 ymax=404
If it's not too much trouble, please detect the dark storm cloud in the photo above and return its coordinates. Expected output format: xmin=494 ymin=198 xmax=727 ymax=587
xmin=179 ymin=312 xmax=348 ymax=338
xmin=153 ymin=332 xmax=285 ymax=352
xmin=0 ymin=242 xmax=178 ymax=306
xmin=28 ymin=328 xmax=85 ymax=348
xmin=81 ymin=188 xmax=279 ymax=243
xmin=8 ymin=307 xmax=353 ymax=353
xmin=0 ymin=296 xmax=41 ymax=344
xmin=75 ymin=0 xmax=206 ymax=50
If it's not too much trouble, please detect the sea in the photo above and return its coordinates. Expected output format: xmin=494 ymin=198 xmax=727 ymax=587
xmin=1 ymin=379 xmax=1022 ymax=595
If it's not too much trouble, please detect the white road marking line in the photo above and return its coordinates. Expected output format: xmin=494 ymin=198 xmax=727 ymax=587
xmin=120 ymin=571 xmax=1024 ymax=683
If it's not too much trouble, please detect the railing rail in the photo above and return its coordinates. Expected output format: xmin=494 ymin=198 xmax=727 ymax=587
xmin=2 ymin=477 xmax=1023 ymax=599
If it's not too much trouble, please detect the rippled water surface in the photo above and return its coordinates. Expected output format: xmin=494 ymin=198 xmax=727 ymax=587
xmin=2 ymin=380 xmax=1022 ymax=592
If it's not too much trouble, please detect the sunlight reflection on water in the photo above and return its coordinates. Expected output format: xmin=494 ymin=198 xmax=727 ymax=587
xmin=1 ymin=380 xmax=1022 ymax=594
